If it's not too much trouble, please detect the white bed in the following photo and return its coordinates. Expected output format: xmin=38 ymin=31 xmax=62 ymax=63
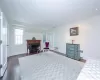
xmin=19 ymin=51 xmax=84 ymax=80
xmin=77 ymin=59 xmax=100 ymax=80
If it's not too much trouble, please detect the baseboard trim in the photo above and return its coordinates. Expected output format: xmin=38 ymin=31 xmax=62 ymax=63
xmin=0 ymin=62 xmax=7 ymax=77
xmin=49 ymin=50 xmax=66 ymax=57
xmin=8 ymin=53 xmax=27 ymax=58
xmin=50 ymin=50 xmax=86 ymax=63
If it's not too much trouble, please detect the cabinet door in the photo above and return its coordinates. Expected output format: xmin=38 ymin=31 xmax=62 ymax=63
xmin=0 ymin=12 xmax=8 ymax=77
xmin=74 ymin=44 xmax=80 ymax=60
xmin=67 ymin=50 xmax=75 ymax=59
xmin=66 ymin=44 xmax=75 ymax=59
xmin=74 ymin=53 xmax=80 ymax=60
xmin=74 ymin=44 xmax=80 ymax=51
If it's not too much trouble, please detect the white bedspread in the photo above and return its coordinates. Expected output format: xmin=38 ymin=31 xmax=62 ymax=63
xmin=77 ymin=59 xmax=100 ymax=80
xmin=19 ymin=51 xmax=84 ymax=80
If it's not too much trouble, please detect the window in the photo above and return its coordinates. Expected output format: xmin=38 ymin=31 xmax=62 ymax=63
xmin=15 ymin=28 xmax=23 ymax=45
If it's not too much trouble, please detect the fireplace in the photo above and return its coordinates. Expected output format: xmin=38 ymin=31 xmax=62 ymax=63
xmin=27 ymin=40 xmax=41 ymax=55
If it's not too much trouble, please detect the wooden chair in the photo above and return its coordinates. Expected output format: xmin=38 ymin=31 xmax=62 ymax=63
xmin=43 ymin=42 xmax=49 ymax=52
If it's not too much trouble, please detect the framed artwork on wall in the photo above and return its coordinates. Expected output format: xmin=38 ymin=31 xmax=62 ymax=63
xmin=70 ymin=27 xmax=79 ymax=36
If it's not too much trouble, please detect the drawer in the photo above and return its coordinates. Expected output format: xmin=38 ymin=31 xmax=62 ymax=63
xmin=66 ymin=44 xmax=75 ymax=48
xmin=74 ymin=54 xmax=80 ymax=60
xmin=66 ymin=47 xmax=75 ymax=51
xmin=67 ymin=51 xmax=75 ymax=56
xmin=74 ymin=50 xmax=81 ymax=55
xmin=68 ymin=50 xmax=75 ymax=54
xmin=67 ymin=54 xmax=75 ymax=59
xmin=68 ymin=45 xmax=75 ymax=48
xmin=75 ymin=45 xmax=80 ymax=50
xmin=69 ymin=48 xmax=75 ymax=51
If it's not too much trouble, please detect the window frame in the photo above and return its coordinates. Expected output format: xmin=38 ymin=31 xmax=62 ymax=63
xmin=14 ymin=28 xmax=24 ymax=45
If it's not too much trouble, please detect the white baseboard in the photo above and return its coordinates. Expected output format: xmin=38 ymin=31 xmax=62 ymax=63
xmin=8 ymin=52 xmax=26 ymax=57
xmin=0 ymin=62 xmax=7 ymax=77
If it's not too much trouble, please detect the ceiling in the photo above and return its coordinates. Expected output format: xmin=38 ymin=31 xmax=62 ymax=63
xmin=0 ymin=0 xmax=100 ymax=31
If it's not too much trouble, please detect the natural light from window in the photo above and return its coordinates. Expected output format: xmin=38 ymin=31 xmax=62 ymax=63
xmin=15 ymin=28 xmax=23 ymax=45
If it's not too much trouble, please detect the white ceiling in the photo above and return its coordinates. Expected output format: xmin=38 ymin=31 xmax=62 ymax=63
xmin=0 ymin=0 xmax=100 ymax=31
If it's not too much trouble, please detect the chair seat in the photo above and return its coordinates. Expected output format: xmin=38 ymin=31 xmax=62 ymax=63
xmin=44 ymin=48 xmax=49 ymax=49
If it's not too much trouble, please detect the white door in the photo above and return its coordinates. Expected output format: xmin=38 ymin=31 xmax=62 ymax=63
xmin=46 ymin=33 xmax=54 ymax=48
xmin=0 ymin=11 xmax=7 ymax=77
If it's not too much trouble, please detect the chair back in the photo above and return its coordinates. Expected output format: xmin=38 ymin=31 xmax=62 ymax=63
xmin=45 ymin=42 xmax=49 ymax=48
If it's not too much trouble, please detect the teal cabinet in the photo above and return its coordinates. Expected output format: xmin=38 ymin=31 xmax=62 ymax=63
xmin=66 ymin=43 xmax=80 ymax=60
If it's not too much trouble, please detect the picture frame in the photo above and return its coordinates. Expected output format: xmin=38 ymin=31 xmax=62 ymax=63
xmin=70 ymin=27 xmax=79 ymax=36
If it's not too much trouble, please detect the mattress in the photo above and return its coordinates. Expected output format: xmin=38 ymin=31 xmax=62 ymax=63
xmin=77 ymin=59 xmax=100 ymax=80
xmin=19 ymin=51 xmax=84 ymax=80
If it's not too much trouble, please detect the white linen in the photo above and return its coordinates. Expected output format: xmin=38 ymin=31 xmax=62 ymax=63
xmin=19 ymin=51 xmax=84 ymax=80
xmin=77 ymin=59 xmax=100 ymax=80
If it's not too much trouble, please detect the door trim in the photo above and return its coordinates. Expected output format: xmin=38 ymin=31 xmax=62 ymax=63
xmin=0 ymin=61 xmax=7 ymax=77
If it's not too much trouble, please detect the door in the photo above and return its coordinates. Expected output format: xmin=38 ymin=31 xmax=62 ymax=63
xmin=46 ymin=33 xmax=54 ymax=48
xmin=0 ymin=11 xmax=7 ymax=77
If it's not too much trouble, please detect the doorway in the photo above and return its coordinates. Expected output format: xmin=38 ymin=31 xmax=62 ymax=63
xmin=46 ymin=32 xmax=55 ymax=48
xmin=0 ymin=11 xmax=8 ymax=77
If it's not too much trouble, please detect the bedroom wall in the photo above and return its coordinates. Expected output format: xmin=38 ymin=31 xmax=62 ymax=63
xmin=49 ymin=15 xmax=100 ymax=60
xmin=9 ymin=26 xmax=43 ymax=56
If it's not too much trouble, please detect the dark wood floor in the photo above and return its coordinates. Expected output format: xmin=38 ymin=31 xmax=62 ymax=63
xmin=0 ymin=54 xmax=27 ymax=80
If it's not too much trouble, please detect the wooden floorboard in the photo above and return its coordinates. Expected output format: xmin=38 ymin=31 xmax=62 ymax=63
xmin=0 ymin=54 xmax=27 ymax=80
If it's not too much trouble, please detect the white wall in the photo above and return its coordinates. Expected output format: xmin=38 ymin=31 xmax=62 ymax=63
xmin=49 ymin=15 xmax=100 ymax=60
xmin=9 ymin=26 xmax=43 ymax=56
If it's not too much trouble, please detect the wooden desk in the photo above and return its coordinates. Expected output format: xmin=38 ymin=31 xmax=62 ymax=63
xmin=27 ymin=40 xmax=41 ymax=54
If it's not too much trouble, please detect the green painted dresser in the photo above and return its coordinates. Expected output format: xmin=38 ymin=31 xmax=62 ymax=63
xmin=66 ymin=43 xmax=81 ymax=60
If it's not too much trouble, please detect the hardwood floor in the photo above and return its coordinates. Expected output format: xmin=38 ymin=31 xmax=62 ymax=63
xmin=0 ymin=54 xmax=27 ymax=80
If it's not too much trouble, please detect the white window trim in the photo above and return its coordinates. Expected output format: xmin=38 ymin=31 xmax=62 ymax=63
xmin=14 ymin=28 xmax=23 ymax=45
